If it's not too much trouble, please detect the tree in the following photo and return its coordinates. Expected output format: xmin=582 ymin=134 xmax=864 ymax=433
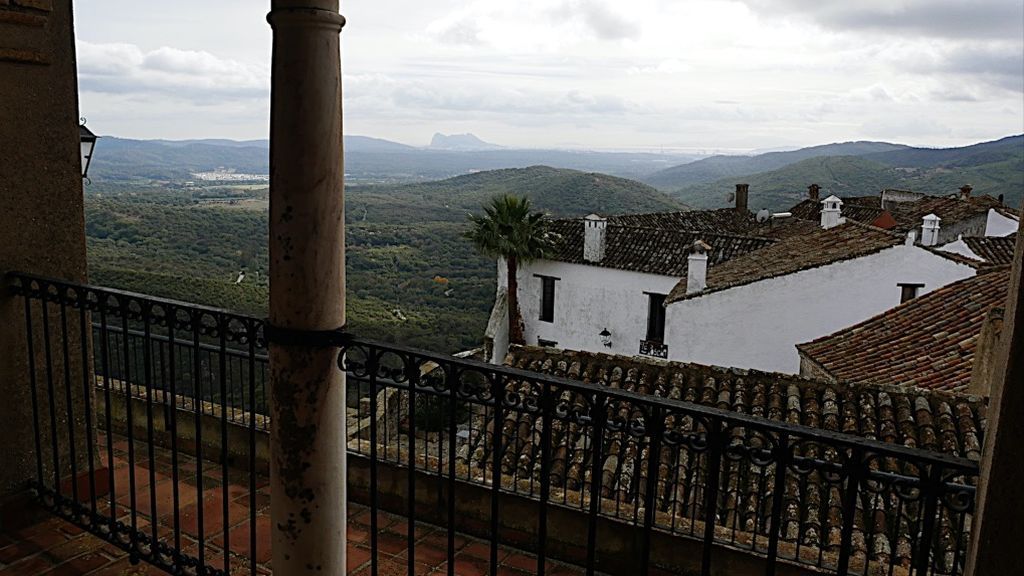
xmin=465 ymin=195 xmax=553 ymax=345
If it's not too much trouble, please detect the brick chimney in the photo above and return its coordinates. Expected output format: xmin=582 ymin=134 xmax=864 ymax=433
xmin=808 ymin=183 xmax=821 ymax=201
xmin=583 ymin=214 xmax=607 ymax=262
xmin=959 ymin=184 xmax=973 ymax=201
xmin=734 ymin=184 xmax=749 ymax=212
xmin=686 ymin=240 xmax=711 ymax=294
xmin=820 ymin=195 xmax=843 ymax=229
xmin=921 ymin=213 xmax=941 ymax=246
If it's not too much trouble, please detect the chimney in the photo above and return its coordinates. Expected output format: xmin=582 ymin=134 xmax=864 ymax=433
xmin=583 ymin=214 xmax=607 ymax=262
xmin=921 ymin=213 xmax=941 ymax=246
xmin=734 ymin=184 xmax=749 ymax=212
xmin=686 ymin=240 xmax=711 ymax=294
xmin=959 ymin=184 xmax=973 ymax=201
xmin=808 ymin=183 xmax=821 ymax=201
xmin=820 ymin=195 xmax=843 ymax=229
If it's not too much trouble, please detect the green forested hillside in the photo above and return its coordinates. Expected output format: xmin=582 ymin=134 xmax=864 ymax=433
xmin=674 ymin=150 xmax=1024 ymax=211
xmin=640 ymin=141 xmax=908 ymax=190
xmin=85 ymin=167 xmax=685 ymax=352
xmin=347 ymin=166 xmax=687 ymax=224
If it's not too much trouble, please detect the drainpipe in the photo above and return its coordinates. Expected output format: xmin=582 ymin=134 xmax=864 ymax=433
xmin=267 ymin=2 xmax=347 ymax=574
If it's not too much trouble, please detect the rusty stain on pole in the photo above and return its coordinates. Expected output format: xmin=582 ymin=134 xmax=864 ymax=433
xmin=266 ymin=1 xmax=346 ymax=574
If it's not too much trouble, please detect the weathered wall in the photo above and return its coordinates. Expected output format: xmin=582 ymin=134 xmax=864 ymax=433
xmin=665 ymin=244 xmax=977 ymax=373
xmin=936 ymin=213 xmax=987 ymax=245
xmin=966 ymin=226 xmax=1024 ymax=574
xmin=0 ymin=0 xmax=89 ymax=496
xmin=497 ymin=258 xmax=680 ymax=359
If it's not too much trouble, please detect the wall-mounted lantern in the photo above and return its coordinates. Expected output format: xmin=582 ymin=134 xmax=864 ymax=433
xmin=599 ymin=328 xmax=612 ymax=348
xmin=79 ymin=120 xmax=98 ymax=182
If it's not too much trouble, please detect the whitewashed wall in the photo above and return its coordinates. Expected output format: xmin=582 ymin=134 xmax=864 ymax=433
xmin=986 ymin=208 xmax=1019 ymax=237
xmin=493 ymin=258 xmax=681 ymax=359
xmin=664 ymin=244 xmax=977 ymax=374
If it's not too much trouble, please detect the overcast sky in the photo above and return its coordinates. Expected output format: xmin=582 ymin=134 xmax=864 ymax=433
xmin=74 ymin=0 xmax=1024 ymax=152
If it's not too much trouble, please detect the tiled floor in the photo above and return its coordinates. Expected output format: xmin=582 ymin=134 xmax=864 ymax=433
xmin=0 ymin=432 xmax=589 ymax=575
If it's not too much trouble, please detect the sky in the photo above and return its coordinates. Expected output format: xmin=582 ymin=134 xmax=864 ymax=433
xmin=74 ymin=0 xmax=1024 ymax=152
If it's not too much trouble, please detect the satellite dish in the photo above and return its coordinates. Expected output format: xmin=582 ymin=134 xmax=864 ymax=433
xmin=756 ymin=208 xmax=771 ymax=223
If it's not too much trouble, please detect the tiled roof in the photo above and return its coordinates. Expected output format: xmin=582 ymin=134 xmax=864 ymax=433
xmin=608 ymin=208 xmax=761 ymax=235
xmin=885 ymin=197 xmax=988 ymax=234
xmin=994 ymin=205 xmax=1020 ymax=220
xmin=480 ymin=345 xmax=985 ymax=569
xmin=788 ymin=198 xmax=890 ymax=227
xmin=667 ymin=221 xmax=904 ymax=303
xmin=797 ymin=269 xmax=1011 ymax=392
xmin=963 ymin=235 xmax=1017 ymax=266
xmin=545 ymin=219 xmax=774 ymax=277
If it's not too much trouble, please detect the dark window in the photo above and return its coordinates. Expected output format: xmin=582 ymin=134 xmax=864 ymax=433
xmin=646 ymin=293 xmax=667 ymax=342
xmin=538 ymin=276 xmax=556 ymax=322
xmin=898 ymin=283 xmax=925 ymax=303
xmin=538 ymin=338 xmax=558 ymax=348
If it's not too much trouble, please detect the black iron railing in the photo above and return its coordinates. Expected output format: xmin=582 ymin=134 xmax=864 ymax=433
xmin=10 ymin=273 xmax=265 ymax=576
xmin=9 ymin=271 xmax=981 ymax=576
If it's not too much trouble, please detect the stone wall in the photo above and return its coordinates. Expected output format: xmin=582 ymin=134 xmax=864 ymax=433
xmin=0 ymin=0 xmax=90 ymax=496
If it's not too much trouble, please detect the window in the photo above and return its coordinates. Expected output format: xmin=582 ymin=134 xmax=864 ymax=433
xmin=898 ymin=283 xmax=925 ymax=303
xmin=646 ymin=293 xmax=667 ymax=343
xmin=538 ymin=275 xmax=557 ymax=322
xmin=538 ymin=338 xmax=558 ymax=348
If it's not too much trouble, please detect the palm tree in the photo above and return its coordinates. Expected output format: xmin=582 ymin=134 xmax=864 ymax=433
xmin=466 ymin=195 xmax=553 ymax=345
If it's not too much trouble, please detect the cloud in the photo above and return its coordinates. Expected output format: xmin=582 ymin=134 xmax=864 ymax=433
xmin=740 ymin=0 xmax=1023 ymax=40
xmin=891 ymin=43 xmax=1024 ymax=94
xmin=425 ymin=0 xmax=640 ymax=50
xmin=77 ymin=41 xmax=268 ymax=102
xmin=561 ymin=0 xmax=641 ymax=41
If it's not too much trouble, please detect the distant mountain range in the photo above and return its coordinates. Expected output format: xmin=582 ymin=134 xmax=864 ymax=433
xmin=665 ymin=135 xmax=1023 ymax=210
xmin=89 ymin=136 xmax=696 ymax=183
xmin=88 ymin=133 xmax=1022 ymax=210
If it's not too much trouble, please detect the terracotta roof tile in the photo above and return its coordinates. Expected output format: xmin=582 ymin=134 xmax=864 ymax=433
xmin=466 ymin=346 xmax=986 ymax=570
xmin=788 ymin=198 xmax=889 ymax=227
xmin=545 ymin=218 xmax=774 ymax=277
xmin=607 ymin=208 xmax=762 ymax=234
xmin=963 ymin=235 xmax=1017 ymax=266
xmin=797 ymin=268 xmax=1011 ymax=391
xmin=885 ymin=197 xmax=989 ymax=234
xmin=667 ymin=221 xmax=904 ymax=303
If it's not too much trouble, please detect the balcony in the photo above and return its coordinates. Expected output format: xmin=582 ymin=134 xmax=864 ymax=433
xmin=2 ymin=272 xmax=981 ymax=575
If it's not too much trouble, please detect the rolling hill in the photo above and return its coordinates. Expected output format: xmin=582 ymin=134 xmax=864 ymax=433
xmin=84 ymin=166 xmax=686 ymax=353
xmin=674 ymin=141 xmax=1024 ymax=211
xmin=346 ymin=166 xmax=687 ymax=225
xmin=640 ymin=141 xmax=909 ymax=190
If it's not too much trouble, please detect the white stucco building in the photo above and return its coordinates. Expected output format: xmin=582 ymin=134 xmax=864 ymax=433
xmin=484 ymin=186 xmax=1010 ymax=373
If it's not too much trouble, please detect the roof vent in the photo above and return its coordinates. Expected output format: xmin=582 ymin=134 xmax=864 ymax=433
xmin=921 ymin=213 xmax=941 ymax=246
xmin=583 ymin=214 xmax=607 ymax=263
xmin=820 ymin=195 xmax=844 ymax=229
xmin=686 ymin=240 xmax=711 ymax=294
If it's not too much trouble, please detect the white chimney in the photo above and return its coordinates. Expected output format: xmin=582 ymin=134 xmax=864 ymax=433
xmin=583 ymin=214 xmax=607 ymax=262
xmin=921 ymin=213 xmax=941 ymax=246
xmin=905 ymin=230 xmax=917 ymax=246
xmin=820 ymin=195 xmax=844 ymax=229
xmin=686 ymin=240 xmax=711 ymax=294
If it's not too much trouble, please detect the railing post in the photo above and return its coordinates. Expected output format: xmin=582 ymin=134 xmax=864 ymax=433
xmin=266 ymin=2 xmax=347 ymax=575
